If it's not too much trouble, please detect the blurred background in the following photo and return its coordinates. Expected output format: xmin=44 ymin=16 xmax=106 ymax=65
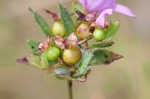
xmin=0 ymin=0 xmax=150 ymax=99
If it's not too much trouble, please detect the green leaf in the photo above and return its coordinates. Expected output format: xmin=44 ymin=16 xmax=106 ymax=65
xmin=48 ymin=59 xmax=58 ymax=66
xmin=71 ymin=3 xmax=86 ymax=25
xmin=40 ymin=52 xmax=49 ymax=69
xmin=78 ymin=50 xmax=93 ymax=75
xmin=89 ymin=50 xmax=114 ymax=66
xmin=71 ymin=3 xmax=86 ymax=13
xmin=41 ymin=52 xmax=59 ymax=69
xmin=59 ymin=4 xmax=75 ymax=37
xmin=105 ymin=21 xmax=120 ymax=39
xmin=73 ymin=69 xmax=91 ymax=81
xmin=90 ymin=41 xmax=114 ymax=49
xmin=27 ymin=40 xmax=41 ymax=55
xmin=29 ymin=8 xmax=52 ymax=36
xmin=50 ymin=37 xmax=55 ymax=46
xmin=28 ymin=55 xmax=41 ymax=68
xmin=71 ymin=2 xmax=86 ymax=19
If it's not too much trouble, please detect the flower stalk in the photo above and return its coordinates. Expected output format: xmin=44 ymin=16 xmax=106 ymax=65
xmin=67 ymin=80 xmax=73 ymax=99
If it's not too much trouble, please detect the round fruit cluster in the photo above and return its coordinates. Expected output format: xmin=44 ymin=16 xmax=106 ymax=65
xmin=52 ymin=21 xmax=106 ymax=41
xmin=46 ymin=45 xmax=82 ymax=65
xmin=45 ymin=20 xmax=106 ymax=66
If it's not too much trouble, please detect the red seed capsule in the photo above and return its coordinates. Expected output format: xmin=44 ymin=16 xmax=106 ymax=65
xmin=77 ymin=23 xmax=90 ymax=39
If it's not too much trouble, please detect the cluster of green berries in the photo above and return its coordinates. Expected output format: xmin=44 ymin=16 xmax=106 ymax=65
xmin=45 ymin=20 xmax=82 ymax=65
xmin=45 ymin=19 xmax=106 ymax=66
xmin=77 ymin=23 xmax=105 ymax=41
xmin=46 ymin=45 xmax=82 ymax=65
xmin=52 ymin=21 xmax=105 ymax=41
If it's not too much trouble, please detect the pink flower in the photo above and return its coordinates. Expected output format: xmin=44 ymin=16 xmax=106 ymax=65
xmin=79 ymin=0 xmax=136 ymax=27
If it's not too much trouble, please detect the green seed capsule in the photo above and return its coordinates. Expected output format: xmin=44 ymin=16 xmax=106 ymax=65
xmin=62 ymin=47 xmax=82 ymax=65
xmin=52 ymin=21 xmax=66 ymax=37
xmin=46 ymin=46 xmax=60 ymax=60
xmin=77 ymin=23 xmax=90 ymax=39
xmin=93 ymin=28 xmax=105 ymax=41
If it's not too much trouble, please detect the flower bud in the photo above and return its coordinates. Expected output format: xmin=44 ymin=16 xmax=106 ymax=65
xmin=52 ymin=21 xmax=66 ymax=37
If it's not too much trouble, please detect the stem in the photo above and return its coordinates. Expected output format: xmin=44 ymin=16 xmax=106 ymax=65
xmin=67 ymin=80 xmax=73 ymax=99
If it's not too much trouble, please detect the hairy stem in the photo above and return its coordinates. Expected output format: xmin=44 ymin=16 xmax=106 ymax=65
xmin=67 ymin=80 xmax=73 ymax=99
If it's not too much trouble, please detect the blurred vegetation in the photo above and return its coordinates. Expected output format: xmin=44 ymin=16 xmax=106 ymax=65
xmin=143 ymin=62 xmax=150 ymax=84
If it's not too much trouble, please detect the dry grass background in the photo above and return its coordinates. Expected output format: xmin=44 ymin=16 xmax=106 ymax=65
xmin=0 ymin=0 xmax=150 ymax=99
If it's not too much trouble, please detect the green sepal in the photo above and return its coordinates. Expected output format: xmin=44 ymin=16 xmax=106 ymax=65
xmin=28 ymin=55 xmax=41 ymax=68
xmin=71 ymin=2 xmax=86 ymax=18
xmin=105 ymin=21 xmax=120 ymax=39
xmin=50 ymin=37 xmax=55 ymax=46
xmin=48 ymin=59 xmax=58 ymax=66
xmin=73 ymin=69 xmax=90 ymax=81
xmin=78 ymin=50 xmax=93 ymax=75
xmin=40 ymin=52 xmax=49 ymax=69
xmin=59 ymin=4 xmax=75 ymax=37
xmin=90 ymin=41 xmax=114 ymax=49
xmin=29 ymin=8 xmax=52 ymax=36
xmin=89 ymin=49 xmax=115 ymax=66
xmin=41 ymin=52 xmax=59 ymax=69
xmin=71 ymin=2 xmax=86 ymax=14
xmin=27 ymin=40 xmax=41 ymax=55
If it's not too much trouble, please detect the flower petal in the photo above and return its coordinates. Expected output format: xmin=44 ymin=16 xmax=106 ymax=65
xmin=95 ymin=9 xmax=113 ymax=27
xmin=114 ymin=4 xmax=136 ymax=18
xmin=79 ymin=0 xmax=116 ymax=13
xmin=85 ymin=0 xmax=103 ymax=12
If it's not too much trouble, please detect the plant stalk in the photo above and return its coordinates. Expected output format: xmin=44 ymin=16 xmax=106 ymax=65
xmin=67 ymin=80 xmax=73 ymax=99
